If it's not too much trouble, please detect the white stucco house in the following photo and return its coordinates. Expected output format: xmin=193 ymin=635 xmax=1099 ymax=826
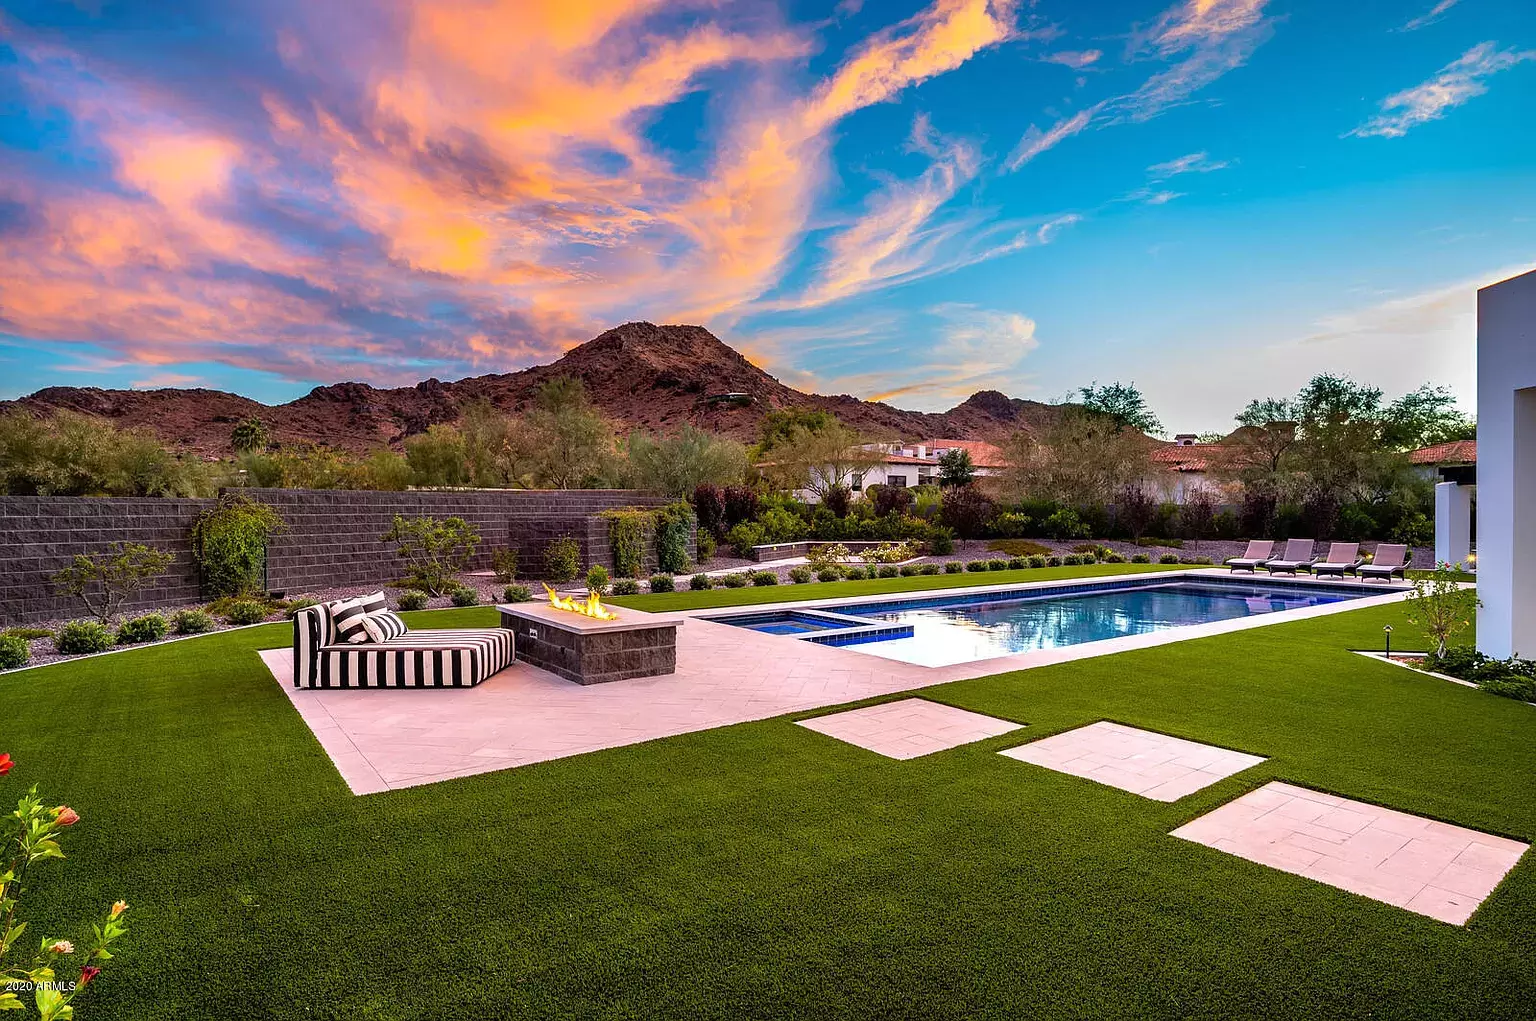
xmin=1476 ymin=269 xmax=1535 ymax=660
xmin=790 ymin=438 xmax=1004 ymax=503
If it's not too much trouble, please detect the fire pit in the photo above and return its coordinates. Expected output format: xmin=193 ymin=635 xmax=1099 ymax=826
xmin=498 ymin=588 xmax=682 ymax=685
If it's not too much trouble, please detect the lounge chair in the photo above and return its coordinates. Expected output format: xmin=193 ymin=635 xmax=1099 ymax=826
xmin=1311 ymin=542 xmax=1364 ymax=578
xmin=1359 ymin=543 xmax=1411 ymax=583
xmin=1226 ymin=540 xmax=1275 ymax=573
xmin=292 ymin=598 xmax=514 ymax=689
xmin=1262 ymin=539 xmax=1318 ymax=575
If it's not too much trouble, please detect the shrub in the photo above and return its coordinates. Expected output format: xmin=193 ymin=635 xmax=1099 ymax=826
xmin=988 ymin=539 xmax=1051 ymax=558
xmin=877 ymin=565 xmax=900 ymax=578
xmin=945 ymin=561 xmax=964 ymax=573
xmin=966 ymin=560 xmax=988 ymax=572
xmin=899 ymin=564 xmax=920 ymax=576
xmin=603 ymin=509 xmax=648 ymax=577
xmin=283 ymin=596 xmax=319 ymax=619
xmin=927 ymin=527 xmax=955 ymax=556
xmin=1041 ymin=508 xmax=1090 ymax=540
xmin=611 ymin=578 xmax=640 ymax=596
xmin=1392 ymin=512 xmax=1434 ymax=548
xmin=2 ymin=627 xmax=51 ymax=641
xmin=843 ymin=567 xmax=867 ymax=580
xmin=789 ymin=566 xmax=814 ymax=584
xmin=585 ymin=564 xmax=610 ymax=593
xmin=396 ymin=589 xmax=429 ymax=611
xmin=490 ymin=548 xmax=519 ymax=583
xmin=868 ymin=484 xmax=914 ymax=518
xmin=1006 ymin=557 xmax=1026 ymax=570
xmin=55 ymin=620 xmax=114 ymax=655
xmin=223 ymin=600 xmax=269 ymax=625
xmin=51 ymin=542 xmax=174 ymax=624
xmin=1480 ymin=676 xmax=1536 ymax=702
xmin=1131 ymin=553 xmax=1151 ymax=564
xmin=502 ymin=584 xmax=532 ymax=603
xmin=1102 ymin=551 xmax=1127 ymax=564
xmin=808 ymin=543 xmax=850 ymax=571
xmin=383 ymin=515 xmax=481 ymax=595
xmin=1027 ymin=555 xmax=1048 ymax=569
xmin=648 ymin=573 xmax=676 ymax=593
xmin=1159 ymin=553 xmax=1181 ymax=565
xmin=690 ymin=573 xmax=713 ymax=591
xmin=750 ymin=570 xmax=778 ymax=586
xmin=817 ymin=568 xmax=842 ymax=583
xmin=940 ymin=484 xmax=995 ymax=539
xmin=992 ymin=511 xmax=1035 ymax=539
xmin=1405 ymin=564 xmax=1479 ymax=657
xmin=655 ymin=502 xmax=695 ymax=574
xmin=987 ymin=558 xmax=1009 ymax=571
xmin=1059 ymin=554 xmax=1081 ymax=566
xmin=1046 ymin=556 xmax=1062 ymax=567
xmin=450 ymin=587 xmax=480 ymax=607
xmin=172 ymin=608 xmax=215 ymax=634
xmin=696 ymin=532 xmax=717 ymax=562
xmin=543 ymin=536 xmax=581 ymax=583
xmin=0 ymin=634 xmax=29 ymax=670
xmin=722 ymin=486 xmax=759 ymax=528
xmin=720 ymin=572 xmax=749 ymax=588
xmin=191 ymin=493 xmax=285 ymax=599
xmin=693 ymin=483 xmax=726 ymax=537
xmin=115 ymin=612 xmax=168 ymax=645
xmin=920 ymin=563 xmax=941 ymax=575
xmin=726 ymin=521 xmax=766 ymax=558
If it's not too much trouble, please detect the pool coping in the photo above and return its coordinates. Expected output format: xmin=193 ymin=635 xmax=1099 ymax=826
xmin=678 ymin=570 xmax=1417 ymax=675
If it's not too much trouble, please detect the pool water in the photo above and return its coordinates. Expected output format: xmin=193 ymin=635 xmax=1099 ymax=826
xmin=708 ymin=578 xmax=1375 ymax=668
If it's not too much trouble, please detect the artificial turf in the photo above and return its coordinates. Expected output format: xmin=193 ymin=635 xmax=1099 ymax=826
xmin=2 ymin=594 xmax=1533 ymax=1019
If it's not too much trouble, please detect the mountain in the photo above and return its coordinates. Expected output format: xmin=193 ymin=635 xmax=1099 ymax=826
xmin=1 ymin=323 xmax=1061 ymax=454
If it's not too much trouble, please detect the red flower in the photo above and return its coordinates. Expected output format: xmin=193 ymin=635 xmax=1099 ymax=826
xmin=53 ymin=805 xmax=80 ymax=826
xmin=78 ymin=966 xmax=100 ymax=988
xmin=0 ymin=753 xmax=11 ymax=776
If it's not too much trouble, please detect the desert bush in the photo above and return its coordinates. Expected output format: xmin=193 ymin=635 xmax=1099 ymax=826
xmin=115 ymin=613 xmax=168 ymax=645
xmin=1102 ymin=551 xmax=1127 ymax=564
xmin=611 ymin=579 xmax=640 ymax=595
xmin=1006 ymin=557 xmax=1026 ymax=570
xmin=868 ymin=484 xmax=914 ymax=518
xmin=1046 ymin=556 xmax=1062 ymax=567
xmin=1179 ymin=487 xmax=1217 ymax=539
xmin=450 ymin=587 xmax=480 ymax=607
xmin=51 ymin=542 xmax=173 ymax=624
xmin=877 ymin=565 xmax=900 ymax=578
xmin=396 ymin=589 xmax=429 ymax=611
xmin=1027 ymin=555 xmax=1048 ymax=569
xmin=648 ymin=574 xmax=675 ymax=593
xmin=843 ymin=567 xmax=867 ymax=580
xmin=191 ymin=493 xmax=285 ymax=598
xmin=726 ymin=521 xmax=766 ymax=558
xmin=899 ymin=565 xmax=919 ymax=577
xmin=817 ymin=568 xmax=842 ymax=583
xmin=694 ymin=483 xmax=727 ymax=537
xmin=991 ymin=511 xmax=1035 ymax=539
xmin=1131 ymin=553 xmax=1151 ymax=564
xmin=223 ymin=600 xmax=269 ymax=625
xmin=503 ymin=584 xmax=532 ymax=603
xmin=383 ymin=515 xmax=481 ymax=595
xmin=966 ymin=560 xmax=988 ymax=572
xmin=543 ymin=536 xmax=581 ymax=582
xmin=1041 ymin=508 xmax=1090 ymax=540
xmin=55 ymin=620 xmax=114 ymax=655
xmin=720 ymin=573 xmax=749 ymax=588
xmin=690 ymin=573 xmax=713 ymax=591
xmin=809 ymin=543 xmax=851 ymax=571
xmin=940 ymin=485 xmax=995 ymax=539
xmin=987 ymin=558 xmax=1009 ymax=571
xmin=945 ymin=561 xmax=965 ymax=574
xmin=172 ymin=608 xmax=215 ymax=634
xmin=920 ymin=563 xmax=941 ymax=575
xmin=1159 ymin=553 xmax=1181 ymax=565
xmin=927 ymin=527 xmax=955 ymax=555
xmin=788 ymin=566 xmax=814 ymax=584
xmin=283 ymin=596 xmax=320 ymax=619
xmin=490 ymin=548 xmax=519 ymax=583
xmin=603 ymin=509 xmax=648 ymax=577
xmin=1392 ymin=512 xmax=1434 ymax=548
xmin=585 ymin=564 xmax=610 ymax=593
xmin=750 ymin=571 xmax=778 ymax=586
xmin=722 ymin=486 xmax=759 ymax=528
xmin=696 ymin=532 xmax=717 ymax=561
xmin=0 ymin=634 xmax=30 ymax=670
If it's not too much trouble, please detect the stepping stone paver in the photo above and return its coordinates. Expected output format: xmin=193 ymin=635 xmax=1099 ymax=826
xmin=797 ymin=698 xmax=1022 ymax=759
xmin=1171 ymin=781 xmax=1529 ymax=925
xmin=998 ymin=721 xmax=1265 ymax=801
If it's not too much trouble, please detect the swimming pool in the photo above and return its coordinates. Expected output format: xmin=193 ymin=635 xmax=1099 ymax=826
xmin=705 ymin=576 xmax=1380 ymax=667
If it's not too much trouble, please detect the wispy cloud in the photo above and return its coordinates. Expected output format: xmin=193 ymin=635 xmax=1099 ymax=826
xmin=1005 ymin=106 xmax=1098 ymax=170
xmin=1147 ymin=151 xmax=1229 ymax=179
xmin=1349 ymin=41 xmax=1534 ymax=138
xmin=1043 ymin=50 xmax=1102 ymax=68
xmin=1399 ymin=0 xmax=1461 ymax=33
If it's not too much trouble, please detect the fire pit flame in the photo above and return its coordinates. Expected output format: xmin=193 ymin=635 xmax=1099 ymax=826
xmin=542 ymin=583 xmax=618 ymax=621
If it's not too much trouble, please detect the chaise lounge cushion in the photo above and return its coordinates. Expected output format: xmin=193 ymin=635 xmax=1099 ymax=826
xmin=292 ymin=605 xmax=513 ymax=688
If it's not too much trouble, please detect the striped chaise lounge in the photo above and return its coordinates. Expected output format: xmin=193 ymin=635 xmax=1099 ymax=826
xmin=292 ymin=602 xmax=513 ymax=689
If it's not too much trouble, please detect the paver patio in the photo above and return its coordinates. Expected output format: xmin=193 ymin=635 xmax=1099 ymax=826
xmin=1171 ymin=781 xmax=1530 ymax=925
xmin=998 ymin=721 xmax=1266 ymax=801
xmin=796 ymin=698 xmax=1022 ymax=759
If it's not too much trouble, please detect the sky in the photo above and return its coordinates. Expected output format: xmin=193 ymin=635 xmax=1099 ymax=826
xmin=0 ymin=0 xmax=1531 ymax=433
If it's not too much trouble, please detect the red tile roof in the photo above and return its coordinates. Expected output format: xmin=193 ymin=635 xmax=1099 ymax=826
xmin=1409 ymin=440 xmax=1476 ymax=465
xmin=1150 ymin=444 xmax=1226 ymax=472
xmin=882 ymin=453 xmax=939 ymax=465
xmin=921 ymin=438 xmax=1005 ymax=468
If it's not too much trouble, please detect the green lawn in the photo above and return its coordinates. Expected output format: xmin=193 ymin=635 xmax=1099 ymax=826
xmin=3 ymin=592 xmax=1533 ymax=1019
xmin=609 ymin=562 xmax=1184 ymax=611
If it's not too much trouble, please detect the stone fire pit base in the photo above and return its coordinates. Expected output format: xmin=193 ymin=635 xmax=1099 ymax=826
xmin=498 ymin=601 xmax=680 ymax=685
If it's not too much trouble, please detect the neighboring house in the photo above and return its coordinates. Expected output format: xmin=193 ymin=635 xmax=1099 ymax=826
xmin=1409 ymin=439 xmax=1476 ymax=484
xmin=1145 ymin=434 xmax=1237 ymax=504
xmin=787 ymin=438 xmax=1006 ymax=503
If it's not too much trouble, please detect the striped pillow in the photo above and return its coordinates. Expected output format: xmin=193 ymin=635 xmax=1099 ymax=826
xmin=361 ymin=609 xmax=409 ymax=644
xmin=356 ymin=591 xmax=389 ymax=615
xmin=327 ymin=598 xmax=372 ymax=645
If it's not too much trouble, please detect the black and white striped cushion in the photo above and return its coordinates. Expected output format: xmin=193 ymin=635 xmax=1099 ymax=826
xmin=328 ymin=598 xmax=372 ymax=644
xmin=361 ymin=609 xmax=408 ymax=643
xmin=356 ymin=591 xmax=388 ymax=615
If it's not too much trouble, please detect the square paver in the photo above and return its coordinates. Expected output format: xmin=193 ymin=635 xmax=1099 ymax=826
xmin=797 ymin=698 xmax=1023 ymax=759
xmin=1171 ymin=781 xmax=1529 ymax=925
xmin=998 ymin=721 xmax=1265 ymax=801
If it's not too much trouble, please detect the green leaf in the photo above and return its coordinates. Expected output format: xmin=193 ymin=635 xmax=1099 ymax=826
xmin=0 ymin=991 xmax=23 ymax=1010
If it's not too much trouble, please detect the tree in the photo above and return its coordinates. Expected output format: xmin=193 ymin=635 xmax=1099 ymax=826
xmin=624 ymin=426 xmax=747 ymax=498
xmin=0 ymin=410 xmax=211 ymax=497
xmin=459 ymin=400 xmax=526 ymax=487
xmin=693 ymin=484 xmax=727 ymax=537
xmin=1380 ymin=385 xmax=1475 ymax=450
xmin=755 ymin=421 xmax=886 ymax=502
xmin=1078 ymin=382 xmax=1163 ymax=436
xmin=757 ymin=407 xmax=836 ymax=452
xmin=522 ymin=377 xmax=612 ymax=489
xmin=998 ymin=407 xmax=1153 ymax=507
xmin=405 ymin=424 xmax=469 ymax=487
xmin=230 ymin=417 xmax=269 ymax=453
xmin=1115 ymin=483 xmax=1157 ymax=541
xmin=1404 ymin=564 xmax=1479 ymax=658
xmin=382 ymin=515 xmax=481 ymax=595
xmin=51 ymin=542 xmax=173 ymax=623
xmin=937 ymin=448 xmax=976 ymax=489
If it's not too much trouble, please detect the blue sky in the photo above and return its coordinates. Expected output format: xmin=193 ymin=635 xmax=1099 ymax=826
xmin=0 ymin=0 xmax=1531 ymax=432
